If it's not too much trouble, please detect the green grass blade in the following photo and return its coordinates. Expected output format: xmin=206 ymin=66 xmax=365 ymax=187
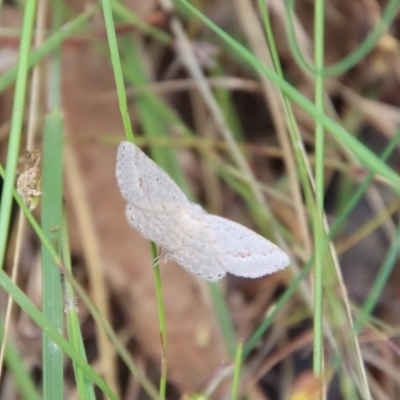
xmin=152 ymin=243 xmax=168 ymax=400
xmin=41 ymin=112 xmax=64 ymax=399
xmin=62 ymin=215 xmax=96 ymax=400
xmin=0 ymin=0 xmax=37 ymax=271
xmin=231 ymin=341 xmax=243 ymax=400
xmin=312 ymin=0 xmax=326 ymax=378
xmin=100 ymin=0 xmax=134 ymax=141
xmin=41 ymin=4 xmax=65 ymax=395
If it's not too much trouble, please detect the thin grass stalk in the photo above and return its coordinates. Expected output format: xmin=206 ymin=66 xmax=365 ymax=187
xmin=0 ymin=0 xmax=47 ymax=384
xmin=63 ymin=144 xmax=118 ymax=393
xmin=231 ymin=341 xmax=243 ymax=400
xmin=312 ymin=0 xmax=326 ymax=382
xmin=100 ymin=0 xmax=134 ymax=141
xmin=245 ymin=0 xmax=321 ymax=361
xmin=100 ymin=2 xmax=170 ymax=394
xmin=257 ymin=0 xmax=318 ymax=300
xmin=152 ymin=243 xmax=168 ymax=400
xmin=256 ymin=0 xmax=311 ymax=257
xmin=0 ymin=0 xmax=37 ymax=270
xmin=62 ymin=213 xmax=96 ymax=400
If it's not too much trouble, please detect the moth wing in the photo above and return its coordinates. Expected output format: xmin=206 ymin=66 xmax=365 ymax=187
xmin=116 ymin=141 xmax=190 ymax=213
xmin=164 ymin=208 xmax=227 ymax=282
xmin=124 ymin=205 xmax=185 ymax=253
xmin=205 ymin=215 xmax=290 ymax=278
